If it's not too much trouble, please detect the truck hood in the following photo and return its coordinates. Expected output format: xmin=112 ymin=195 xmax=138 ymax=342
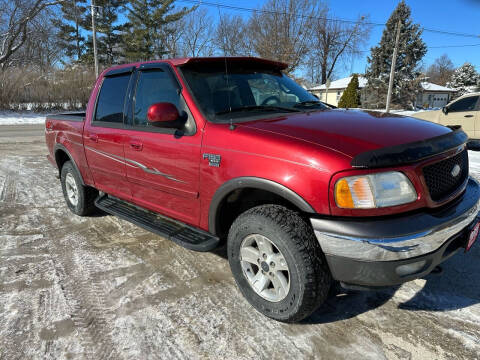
xmin=239 ymin=109 xmax=451 ymax=159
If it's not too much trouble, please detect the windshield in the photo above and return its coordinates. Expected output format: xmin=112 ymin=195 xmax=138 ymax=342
xmin=180 ymin=64 xmax=327 ymax=122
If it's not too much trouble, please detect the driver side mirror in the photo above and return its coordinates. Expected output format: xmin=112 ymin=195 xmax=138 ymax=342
xmin=442 ymin=106 xmax=449 ymax=115
xmin=467 ymin=139 xmax=480 ymax=151
xmin=147 ymin=102 xmax=186 ymax=129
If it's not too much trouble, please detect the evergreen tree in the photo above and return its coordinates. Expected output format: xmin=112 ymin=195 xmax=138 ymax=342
xmin=338 ymin=74 xmax=360 ymax=108
xmin=123 ymin=0 xmax=193 ymax=61
xmin=363 ymin=1 xmax=426 ymax=109
xmin=81 ymin=0 xmax=126 ymax=66
xmin=447 ymin=62 xmax=480 ymax=97
xmin=53 ymin=0 xmax=88 ymax=62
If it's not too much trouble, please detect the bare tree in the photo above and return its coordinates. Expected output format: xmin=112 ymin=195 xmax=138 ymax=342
xmin=12 ymin=9 xmax=63 ymax=71
xmin=247 ymin=0 xmax=320 ymax=73
xmin=215 ymin=13 xmax=251 ymax=56
xmin=0 ymin=0 xmax=63 ymax=70
xmin=178 ymin=8 xmax=215 ymax=57
xmin=426 ymin=54 xmax=455 ymax=86
xmin=307 ymin=9 xmax=371 ymax=84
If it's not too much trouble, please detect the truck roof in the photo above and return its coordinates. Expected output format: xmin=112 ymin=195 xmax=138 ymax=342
xmin=102 ymin=57 xmax=288 ymax=76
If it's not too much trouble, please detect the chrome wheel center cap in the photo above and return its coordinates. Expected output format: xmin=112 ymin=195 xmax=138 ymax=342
xmin=260 ymin=261 xmax=269 ymax=272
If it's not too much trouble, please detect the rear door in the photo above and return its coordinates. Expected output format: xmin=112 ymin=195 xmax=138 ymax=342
xmin=123 ymin=63 xmax=202 ymax=226
xmin=439 ymin=95 xmax=479 ymax=138
xmin=83 ymin=68 xmax=134 ymax=201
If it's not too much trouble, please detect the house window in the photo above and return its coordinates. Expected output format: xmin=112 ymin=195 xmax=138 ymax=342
xmin=336 ymin=91 xmax=342 ymax=101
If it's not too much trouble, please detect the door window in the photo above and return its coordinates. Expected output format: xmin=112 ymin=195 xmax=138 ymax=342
xmin=94 ymin=74 xmax=131 ymax=124
xmin=133 ymin=69 xmax=180 ymax=127
xmin=448 ymin=96 xmax=478 ymax=112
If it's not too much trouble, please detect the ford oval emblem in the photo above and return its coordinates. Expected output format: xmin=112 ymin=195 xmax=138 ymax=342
xmin=451 ymin=164 xmax=461 ymax=177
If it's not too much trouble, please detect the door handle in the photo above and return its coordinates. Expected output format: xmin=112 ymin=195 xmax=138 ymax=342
xmin=130 ymin=142 xmax=143 ymax=151
xmin=464 ymin=115 xmax=474 ymax=118
xmin=88 ymin=134 xmax=98 ymax=142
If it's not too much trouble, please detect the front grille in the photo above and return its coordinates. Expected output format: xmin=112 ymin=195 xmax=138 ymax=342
xmin=423 ymin=149 xmax=469 ymax=201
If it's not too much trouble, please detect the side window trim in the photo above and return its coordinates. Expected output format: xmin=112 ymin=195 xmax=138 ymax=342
xmin=124 ymin=68 xmax=139 ymax=127
xmin=91 ymin=72 xmax=133 ymax=128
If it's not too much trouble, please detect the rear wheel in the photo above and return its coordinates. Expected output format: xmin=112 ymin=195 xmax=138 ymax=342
xmin=228 ymin=205 xmax=331 ymax=322
xmin=60 ymin=161 xmax=97 ymax=216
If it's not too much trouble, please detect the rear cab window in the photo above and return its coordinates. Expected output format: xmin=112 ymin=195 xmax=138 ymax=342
xmin=93 ymin=72 xmax=132 ymax=127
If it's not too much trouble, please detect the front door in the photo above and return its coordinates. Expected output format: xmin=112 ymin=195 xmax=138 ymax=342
xmin=123 ymin=64 xmax=202 ymax=226
xmin=439 ymin=95 xmax=479 ymax=138
xmin=83 ymin=70 xmax=133 ymax=201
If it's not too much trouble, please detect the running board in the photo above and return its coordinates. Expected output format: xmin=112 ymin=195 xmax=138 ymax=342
xmin=95 ymin=195 xmax=220 ymax=252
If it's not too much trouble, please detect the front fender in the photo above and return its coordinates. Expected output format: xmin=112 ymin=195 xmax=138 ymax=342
xmin=208 ymin=176 xmax=315 ymax=234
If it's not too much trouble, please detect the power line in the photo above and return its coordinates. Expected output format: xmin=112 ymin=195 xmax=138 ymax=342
xmin=428 ymin=43 xmax=480 ymax=48
xmin=178 ymin=0 xmax=480 ymax=39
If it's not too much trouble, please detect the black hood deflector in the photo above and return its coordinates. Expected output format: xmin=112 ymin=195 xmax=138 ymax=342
xmin=351 ymin=126 xmax=468 ymax=168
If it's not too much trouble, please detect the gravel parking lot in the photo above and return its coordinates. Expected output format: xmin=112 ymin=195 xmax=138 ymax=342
xmin=0 ymin=125 xmax=479 ymax=359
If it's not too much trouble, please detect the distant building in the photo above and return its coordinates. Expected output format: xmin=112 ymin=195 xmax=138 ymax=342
xmin=308 ymin=76 xmax=368 ymax=107
xmin=416 ymin=82 xmax=457 ymax=109
xmin=308 ymin=76 xmax=456 ymax=108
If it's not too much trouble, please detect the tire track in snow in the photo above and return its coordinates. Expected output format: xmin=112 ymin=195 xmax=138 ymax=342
xmin=47 ymin=230 xmax=122 ymax=360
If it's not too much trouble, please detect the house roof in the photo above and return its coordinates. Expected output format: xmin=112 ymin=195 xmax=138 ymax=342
xmin=308 ymin=76 xmax=457 ymax=93
xmin=309 ymin=76 xmax=368 ymax=91
xmin=420 ymin=82 xmax=457 ymax=92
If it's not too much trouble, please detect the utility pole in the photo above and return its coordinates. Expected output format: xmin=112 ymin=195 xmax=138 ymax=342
xmin=386 ymin=20 xmax=402 ymax=113
xmin=325 ymin=78 xmax=331 ymax=104
xmin=90 ymin=0 xmax=99 ymax=78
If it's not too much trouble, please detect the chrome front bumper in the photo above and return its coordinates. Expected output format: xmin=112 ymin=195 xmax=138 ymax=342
xmin=311 ymin=178 xmax=480 ymax=262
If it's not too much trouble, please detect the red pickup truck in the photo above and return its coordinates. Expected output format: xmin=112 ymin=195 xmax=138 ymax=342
xmin=45 ymin=57 xmax=480 ymax=322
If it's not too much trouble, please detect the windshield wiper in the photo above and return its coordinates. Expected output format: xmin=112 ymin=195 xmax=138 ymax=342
xmin=293 ymin=100 xmax=325 ymax=108
xmin=215 ymin=105 xmax=300 ymax=115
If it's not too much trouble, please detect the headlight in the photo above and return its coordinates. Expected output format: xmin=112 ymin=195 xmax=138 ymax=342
xmin=335 ymin=171 xmax=417 ymax=209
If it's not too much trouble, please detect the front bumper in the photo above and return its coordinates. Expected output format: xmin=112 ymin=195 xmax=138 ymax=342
xmin=311 ymin=177 xmax=480 ymax=287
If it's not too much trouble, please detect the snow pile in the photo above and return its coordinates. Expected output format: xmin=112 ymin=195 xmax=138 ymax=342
xmin=0 ymin=112 xmax=46 ymax=125
xmin=358 ymin=108 xmax=427 ymax=117
xmin=469 ymin=151 xmax=480 ymax=178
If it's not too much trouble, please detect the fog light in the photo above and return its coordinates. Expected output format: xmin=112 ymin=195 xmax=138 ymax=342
xmin=395 ymin=260 xmax=427 ymax=277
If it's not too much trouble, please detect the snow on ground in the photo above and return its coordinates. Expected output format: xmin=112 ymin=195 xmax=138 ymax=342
xmin=0 ymin=111 xmax=46 ymax=125
xmin=469 ymin=150 xmax=480 ymax=177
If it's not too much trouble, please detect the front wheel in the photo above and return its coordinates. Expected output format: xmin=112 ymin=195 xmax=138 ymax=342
xmin=227 ymin=205 xmax=331 ymax=322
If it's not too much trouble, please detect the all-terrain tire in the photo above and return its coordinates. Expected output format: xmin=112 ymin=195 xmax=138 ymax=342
xmin=60 ymin=161 xmax=98 ymax=216
xmin=228 ymin=204 xmax=331 ymax=322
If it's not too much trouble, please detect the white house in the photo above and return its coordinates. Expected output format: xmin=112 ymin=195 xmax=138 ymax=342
xmin=308 ymin=76 xmax=368 ymax=106
xmin=308 ymin=76 xmax=456 ymax=108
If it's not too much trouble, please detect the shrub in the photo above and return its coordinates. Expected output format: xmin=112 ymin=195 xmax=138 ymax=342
xmin=338 ymin=74 xmax=360 ymax=108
